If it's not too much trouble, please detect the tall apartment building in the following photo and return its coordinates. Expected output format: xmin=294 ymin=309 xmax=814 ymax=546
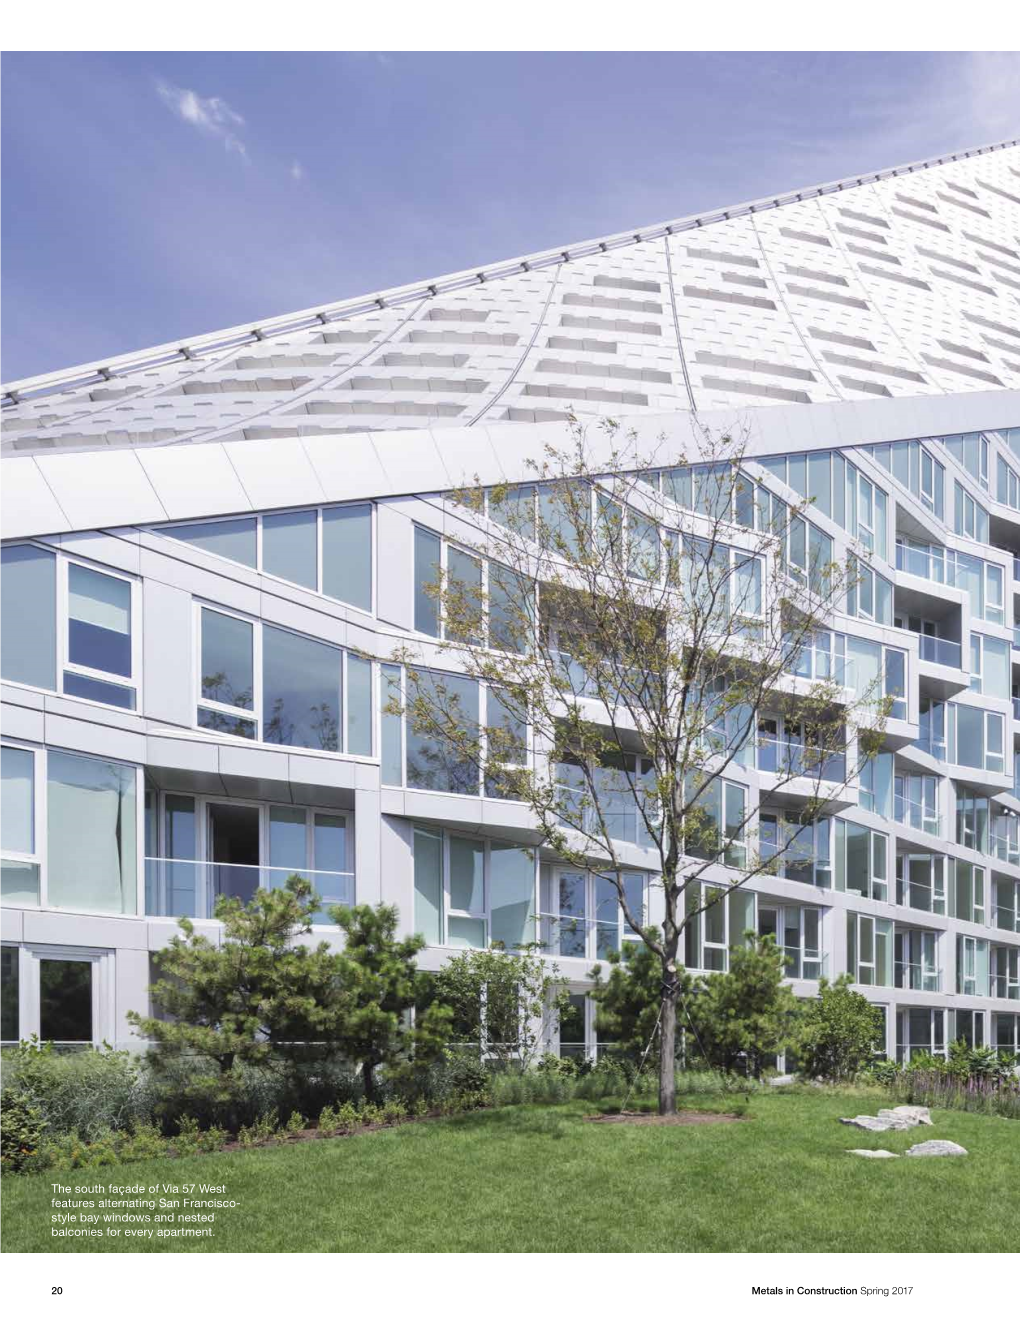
xmin=3 ymin=139 xmax=1020 ymax=1064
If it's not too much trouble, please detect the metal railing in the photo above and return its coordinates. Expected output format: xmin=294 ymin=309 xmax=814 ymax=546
xmin=144 ymin=857 xmax=354 ymax=922
xmin=895 ymin=962 xmax=942 ymax=992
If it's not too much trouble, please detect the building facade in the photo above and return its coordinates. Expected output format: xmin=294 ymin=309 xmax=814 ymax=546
xmin=3 ymin=139 xmax=1020 ymax=1064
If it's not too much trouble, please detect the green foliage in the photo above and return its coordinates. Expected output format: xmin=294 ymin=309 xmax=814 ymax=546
xmin=689 ymin=934 xmax=801 ymax=1078
xmin=172 ymin=1115 xmax=228 ymax=1156
xmin=0 ymin=1090 xmax=47 ymax=1174
xmin=590 ymin=934 xmax=690 ymax=1062
xmin=237 ymin=1109 xmax=279 ymax=1149
xmin=284 ymin=1111 xmax=306 ymax=1134
xmin=431 ymin=945 xmax=571 ymax=1071
xmin=795 ymin=975 xmax=884 ymax=1081
xmin=128 ymin=876 xmax=351 ymax=1085
xmin=117 ymin=1121 xmax=170 ymax=1164
xmin=327 ymin=903 xmax=452 ymax=1101
xmin=1 ymin=1039 xmax=144 ymax=1140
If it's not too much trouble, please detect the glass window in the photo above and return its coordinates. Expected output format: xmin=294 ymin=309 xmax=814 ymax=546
xmin=40 ymin=959 xmax=93 ymax=1043
xmin=490 ymin=842 xmax=535 ymax=949
xmin=1 ymin=545 xmax=57 ymax=690
xmin=414 ymin=526 xmax=441 ymax=636
xmin=1 ymin=746 xmax=39 ymax=906
xmin=413 ymin=827 xmax=443 ymax=945
xmin=489 ymin=484 xmax=537 ymax=540
xmin=447 ymin=547 xmax=483 ymax=643
xmin=47 ymin=752 xmax=137 ymax=914
xmin=322 ymin=504 xmax=372 ymax=611
xmin=1 ymin=947 xmax=18 ymax=1043
xmin=406 ymin=670 xmax=479 ymax=795
xmin=67 ymin=564 xmax=131 ymax=678
xmin=312 ymin=814 xmax=349 ymax=922
xmin=165 ymin=517 xmax=257 ymax=567
xmin=380 ymin=664 xmax=403 ymax=785
xmin=200 ymin=609 xmax=254 ymax=711
xmin=449 ymin=837 xmax=484 ymax=913
xmin=346 ymin=654 xmax=373 ymax=757
xmin=263 ymin=509 xmax=317 ymax=588
xmin=262 ymin=625 xmax=340 ymax=751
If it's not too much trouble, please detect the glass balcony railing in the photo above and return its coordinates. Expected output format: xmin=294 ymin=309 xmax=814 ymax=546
xmin=144 ymin=858 xmax=354 ymax=923
xmin=895 ymin=961 xmax=942 ymax=992
xmin=916 ymin=635 xmax=962 ymax=668
xmin=756 ymin=738 xmax=846 ymax=783
xmin=896 ymin=543 xmax=948 ymax=583
xmin=894 ymin=795 xmax=941 ymax=837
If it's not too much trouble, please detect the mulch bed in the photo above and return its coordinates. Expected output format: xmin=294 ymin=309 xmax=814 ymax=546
xmin=585 ymin=1110 xmax=744 ymax=1126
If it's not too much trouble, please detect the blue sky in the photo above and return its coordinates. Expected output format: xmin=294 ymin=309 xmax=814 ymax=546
xmin=3 ymin=50 xmax=1019 ymax=381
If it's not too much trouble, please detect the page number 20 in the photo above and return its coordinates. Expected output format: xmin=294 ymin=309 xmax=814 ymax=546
xmin=51 ymin=1288 xmax=63 ymax=1296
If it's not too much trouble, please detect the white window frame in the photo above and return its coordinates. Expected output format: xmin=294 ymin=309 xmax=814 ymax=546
xmin=157 ymin=502 xmax=376 ymax=613
xmin=2 ymin=943 xmax=115 ymax=1047
xmin=896 ymin=852 xmax=947 ymax=916
xmin=897 ymin=1006 xmax=946 ymax=1063
xmin=145 ymin=789 xmax=355 ymax=924
xmin=0 ymin=740 xmax=45 ymax=902
xmin=58 ymin=555 xmax=142 ymax=711
xmin=991 ymin=945 xmax=1020 ymax=1001
xmin=546 ymin=865 xmax=647 ymax=962
xmin=1 ymin=744 xmax=144 ymax=918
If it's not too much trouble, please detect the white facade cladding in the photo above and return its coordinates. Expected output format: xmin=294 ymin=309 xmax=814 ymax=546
xmin=3 ymin=140 xmax=1020 ymax=1064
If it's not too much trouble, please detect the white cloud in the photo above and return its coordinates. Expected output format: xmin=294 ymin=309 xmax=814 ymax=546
xmin=290 ymin=160 xmax=305 ymax=181
xmin=156 ymin=79 xmax=247 ymax=157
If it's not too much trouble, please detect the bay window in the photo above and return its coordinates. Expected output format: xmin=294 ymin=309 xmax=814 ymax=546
xmin=195 ymin=607 xmax=374 ymax=754
xmin=684 ymin=883 xmax=755 ymax=973
xmin=950 ymin=859 xmax=986 ymax=923
xmin=896 ymin=852 xmax=947 ymax=915
xmin=413 ymin=827 xmax=537 ymax=950
xmin=758 ymin=903 xmax=823 ymax=978
xmin=47 ymin=752 xmax=137 ymax=915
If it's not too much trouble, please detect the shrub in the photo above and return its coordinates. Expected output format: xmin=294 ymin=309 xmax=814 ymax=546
xmin=1 ymin=1040 xmax=144 ymax=1140
xmin=172 ymin=1115 xmax=227 ymax=1155
xmin=0 ymin=1089 xmax=47 ymax=1174
xmin=284 ymin=1111 xmax=306 ymax=1134
xmin=237 ymin=1109 xmax=279 ymax=1149
xmin=117 ymin=1121 xmax=170 ymax=1164
xmin=795 ymin=976 xmax=884 ymax=1081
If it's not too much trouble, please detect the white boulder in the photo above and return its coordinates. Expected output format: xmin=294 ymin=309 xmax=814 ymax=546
xmin=905 ymin=1139 xmax=968 ymax=1157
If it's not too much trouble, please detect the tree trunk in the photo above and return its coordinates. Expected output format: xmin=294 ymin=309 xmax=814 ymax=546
xmin=659 ymin=958 xmax=678 ymax=1115
xmin=363 ymin=1060 xmax=377 ymax=1104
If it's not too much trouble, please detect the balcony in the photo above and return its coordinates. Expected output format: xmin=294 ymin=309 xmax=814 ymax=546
xmin=895 ymin=961 xmax=942 ymax=993
xmin=144 ymin=858 xmax=355 ymax=923
xmin=894 ymin=793 xmax=940 ymax=838
xmin=756 ymin=738 xmax=845 ymax=783
xmin=896 ymin=542 xmax=949 ymax=584
xmin=916 ymin=635 xmax=962 ymax=669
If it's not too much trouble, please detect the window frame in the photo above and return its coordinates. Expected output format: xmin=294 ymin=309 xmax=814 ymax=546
xmin=158 ymin=502 xmax=376 ymax=613
xmin=0 ymin=942 xmax=114 ymax=1048
xmin=0 ymin=741 xmax=45 ymax=904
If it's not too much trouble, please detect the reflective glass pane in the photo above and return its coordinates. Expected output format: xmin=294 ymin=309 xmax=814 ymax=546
xmin=200 ymin=610 xmax=253 ymax=710
xmin=47 ymin=752 xmax=137 ymax=914
xmin=322 ymin=505 xmax=372 ymax=611
xmin=346 ymin=654 xmax=373 ymax=757
xmin=413 ymin=828 xmax=442 ymax=945
xmin=263 ymin=626 xmax=340 ymax=751
xmin=449 ymin=836 xmax=484 ymax=912
xmin=263 ymin=509 xmax=317 ymax=588
xmin=164 ymin=518 xmax=257 ymax=567
xmin=490 ymin=842 xmax=534 ymax=949
xmin=413 ymin=527 xmax=441 ymax=636
xmin=406 ymin=670 xmax=478 ymax=794
xmin=68 ymin=564 xmax=131 ymax=676
xmin=1 ymin=545 xmax=56 ymax=689
xmin=63 ymin=672 xmax=136 ymax=709
xmin=1 ymin=746 xmax=34 ymax=854
xmin=1 ymin=946 xmax=18 ymax=1041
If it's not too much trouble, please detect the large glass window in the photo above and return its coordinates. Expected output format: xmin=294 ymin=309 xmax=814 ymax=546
xmin=263 ymin=510 xmax=317 ymax=588
xmin=263 ymin=625 xmax=341 ymax=751
xmin=895 ymin=929 xmax=940 ymax=992
xmin=847 ymin=913 xmax=894 ymax=986
xmin=47 ymin=752 xmax=137 ymax=914
xmin=956 ymin=934 xmax=990 ymax=997
xmin=1 ymin=545 xmax=56 ymax=689
xmin=895 ymin=853 xmax=946 ymax=915
xmin=162 ymin=505 xmax=373 ymax=610
xmin=165 ymin=517 xmax=257 ymax=566
xmin=837 ymin=821 xmax=888 ymax=900
xmin=1 ymin=946 xmax=18 ymax=1044
xmin=546 ymin=866 xmax=645 ymax=961
xmin=414 ymin=526 xmax=442 ymax=637
xmin=1 ymin=746 xmax=40 ymax=905
xmin=63 ymin=563 xmax=136 ymax=710
xmin=322 ymin=505 xmax=372 ymax=611
xmin=199 ymin=607 xmax=255 ymax=736
xmin=684 ymin=883 xmax=755 ymax=973
xmin=405 ymin=670 xmax=479 ymax=794
xmin=40 ymin=959 xmax=93 ymax=1044
xmin=413 ymin=827 xmax=537 ymax=950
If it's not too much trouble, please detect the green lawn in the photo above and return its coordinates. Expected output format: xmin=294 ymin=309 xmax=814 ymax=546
xmin=4 ymin=1090 xmax=1017 ymax=1253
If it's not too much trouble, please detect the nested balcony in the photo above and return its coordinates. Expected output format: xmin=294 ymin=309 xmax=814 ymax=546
xmin=144 ymin=858 xmax=354 ymax=923
xmin=894 ymin=926 xmax=942 ymax=993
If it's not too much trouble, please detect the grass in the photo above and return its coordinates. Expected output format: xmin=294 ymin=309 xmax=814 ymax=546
xmin=4 ymin=1088 xmax=1017 ymax=1253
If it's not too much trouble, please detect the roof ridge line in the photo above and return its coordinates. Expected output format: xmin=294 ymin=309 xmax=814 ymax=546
xmin=4 ymin=134 xmax=1019 ymax=407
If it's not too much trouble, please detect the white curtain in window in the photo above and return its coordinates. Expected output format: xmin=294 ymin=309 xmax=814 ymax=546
xmin=47 ymin=752 xmax=136 ymax=913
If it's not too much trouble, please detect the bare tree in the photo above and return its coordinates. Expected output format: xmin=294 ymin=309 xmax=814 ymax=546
xmin=393 ymin=416 xmax=890 ymax=1114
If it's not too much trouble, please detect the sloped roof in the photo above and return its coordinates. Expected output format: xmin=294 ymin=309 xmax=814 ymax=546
xmin=3 ymin=136 xmax=1020 ymax=458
